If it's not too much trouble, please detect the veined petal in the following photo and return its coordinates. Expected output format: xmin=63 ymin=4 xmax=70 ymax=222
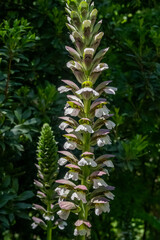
xmin=55 ymin=187 xmax=70 ymax=197
xmin=75 ymin=124 xmax=94 ymax=133
xmin=65 ymin=107 xmax=80 ymax=116
xmin=95 ymin=105 xmax=110 ymax=118
xmin=104 ymin=87 xmax=117 ymax=95
xmin=97 ymin=135 xmax=112 ymax=147
xmin=57 ymin=210 xmax=70 ymax=220
xmin=59 ymin=122 xmax=69 ymax=130
xmin=105 ymin=120 xmax=116 ymax=130
xmin=64 ymin=141 xmax=77 ymax=150
xmin=58 ymin=86 xmax=71 ymax=93
xmin=58 ymin=157 xmax=68 ymax=166
xmin=64 ymin=171 xmax=79 ymax=181
xmin=92 ymin=178 xmax=108 ymax=189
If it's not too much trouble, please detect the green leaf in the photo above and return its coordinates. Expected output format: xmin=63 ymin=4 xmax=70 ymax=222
xmin=17 ymin=191 xmax=34 ymax=201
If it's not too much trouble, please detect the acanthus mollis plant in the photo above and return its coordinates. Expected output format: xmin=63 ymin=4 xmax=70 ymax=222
xmin=57 ymin=0 xmax=117 ymax=239
xmin=32 ymin=123 xmax=67 ymax=240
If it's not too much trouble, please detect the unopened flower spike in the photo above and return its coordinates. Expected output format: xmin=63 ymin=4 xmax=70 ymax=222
xmin=58 ymin=0 xmax=117 ymax=238
xmin=32 ymin=124 xmax=67 ymax=240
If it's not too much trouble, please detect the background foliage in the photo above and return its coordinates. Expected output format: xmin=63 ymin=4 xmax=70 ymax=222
xmin=0 ymin=0 xmax=160 ymax=239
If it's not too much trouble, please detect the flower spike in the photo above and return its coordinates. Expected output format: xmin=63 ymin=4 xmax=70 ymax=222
xmin=58 ymin=0 xmax=117 ymax=238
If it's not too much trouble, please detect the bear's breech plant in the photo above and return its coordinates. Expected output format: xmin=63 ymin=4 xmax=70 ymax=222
xmin=32 ymin=123 xmax=67 ymax=240
xmin=57 ymin=0 xmax=117 ymax=238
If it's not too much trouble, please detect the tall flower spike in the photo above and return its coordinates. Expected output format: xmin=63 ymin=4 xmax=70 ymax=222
xmin=32 ymin=124 xmax=67 ymax=239
xmin=58 ymin=0 xmax=117 ymax=238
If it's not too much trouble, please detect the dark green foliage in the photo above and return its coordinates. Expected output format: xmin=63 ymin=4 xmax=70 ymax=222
xmin=0 ymin=0 xmax=160 ymax=239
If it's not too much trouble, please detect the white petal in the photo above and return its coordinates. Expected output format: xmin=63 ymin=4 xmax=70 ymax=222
xmin=64 ymin=171 xmax=79 ymax=181
xmin=78 ymin=158 xmax=88 ymax=166
xmin=105 ymin=120 xmax=116 ymax=130
xmin=71 ymin=192 xmax=79 ymax=201
xmin=64 ymin=141 xmax=77 ymax=150
xmin=58 ymin=157 xmax=68 ymax=166
xmin=74 ymin=228 xmax=78 ymax=236
xmin=31 ymin=223 xmax=37 ymax=229
xmin=58 ymin=86 xmax=71 ymax=93
xmin=84 ymin=48 xmax=95 ymax=55
xmin=97 ymin=135 xmax=111 ymax=147
xmin=77 ymin=191 xmax=87 ymax=203
xmin=104 ymin=87 xmax=117 ymax=95
xmin=97 ymin=138 xmax=105 ymax=147
xmin=58 ymin=221 xmax=67 ymax=230
xmin=95 ymin=206 xmax=101 ymax=216
xmin=105 ymin=192 xmax=115 ymax=200
xmin=57 ymin=210 xmax=70 ymax=220
xmin=104 ymin=160 xmax=114 ymax=168
xmin=76 ymin=87 xmax=99 ymax=96
xmin=93 ymin=178 xmax=108 ymax=189
xmin=55 ymin=187 xmax=70 ymax=197
xmin=95 ymin=105 xmax=110 ymax=118
xmin=75 ymin=124 xmax=94 ymax=133
xmin=59 ymin=122 xmax=69 ymax=130
xmin=64 ymin=108 xmax=80 ymax=116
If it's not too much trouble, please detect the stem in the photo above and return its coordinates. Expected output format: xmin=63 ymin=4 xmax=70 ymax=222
xmin=79 ymin=98 xmax=92 ymax=240
xmin=47 ymin=203 xmax=52 ymax=240
xmin=47 ymin=223 xmax=52 ymax=240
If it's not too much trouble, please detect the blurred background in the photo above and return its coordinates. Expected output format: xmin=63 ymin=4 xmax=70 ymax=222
xmin=0 ymin=0 xmax=160 ymax=239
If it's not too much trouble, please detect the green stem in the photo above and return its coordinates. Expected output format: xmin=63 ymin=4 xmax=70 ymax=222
xmin=47 ymin=223 xmax=52 ymax=240
xmin=47 ymin=203 xmax=52 ymax=240
xmin=79 ymin=98 xmax=92 ymax=240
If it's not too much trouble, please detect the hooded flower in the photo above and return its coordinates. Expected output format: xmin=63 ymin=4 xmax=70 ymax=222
xmin=76 ymin=87 xmax=99 ymax=99
xmin=97 ymin=135 xmax=112 ymax=147
xmin=95 ymin=105 xmax=110 ymax=118
xmin=75 ymin=124 xmax=94 ymax=133
xmin=57 ymin=201 xmax=77 ymax=220
xmin=74 ymin=220 xmax=91 ymax=237
xmin=91 ymin=197 xmax=110 ymax=215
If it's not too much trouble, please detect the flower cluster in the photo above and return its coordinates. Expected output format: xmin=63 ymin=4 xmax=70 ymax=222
xmin=32 ymin=124 xmax=67 ymax=235
xmin=57 ymin=0 xmax=116 ymax=238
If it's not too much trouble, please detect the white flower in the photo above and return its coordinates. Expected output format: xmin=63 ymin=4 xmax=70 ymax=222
xmin=104 ymin=191 xmax=115 ymax=200
xmin=105 ymin=120 xmax=116 ymax=130
xmin=64 ymin=107 xmax=80 ymax=116
xmin=76 ymin=87 xmax=99 ymax=97
xmin=58 ymin=86 xmax=71 ymax=93
xmin=78 ymin=157 xmax=97 ymax=167
xmin=31 ymin=223 xmax=37 ymax=229
xmin=58 ymin=157 xmax=68 ymax=166
xmin=95 ymin=202 xmax=110 ymax=215
xmin=95 ymin=105 xmax=110 ymax=118
xmin=74 ymin=228 xmax=90 ymax=237
xmin=58 ymin=221 xmax=67 ymax=230
xmin=64 ymin=141 xmax=77 ymax=150
xmin=94 ymin=63 xmax=109 ymax=72
xmin=84 ymin=48 xmax=95 ymax=55
xmin=55 ymin=187 xmax=70 ymax=197
xmin=71 ymin=191 xmax=87 ymax=203
xmin=83 ymin=20 xmax=91 ymax=28
xmin=104 ymin=160 xmax=114 ymax=168
xmin=59 ymin=122 xmax=69 ymax=130
xmin=75 ymin=124 xmax=94 ymax=133
xmin=43 ymin=214 xmax=54 ymax=221
xmin=104 ymin=87 xmax=117 ymax=95
xmin=64 ymin=171 xmax=79 ymax=181
xmin=57 ymin=210 xmax=70 ymax=220
xmin=97 ymin=135 xmax=111 ymax=147
xmin=93 ymin=178 xmax=108 ymax=189
xmin=67 ymin=95 xmax=83 ymax=105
